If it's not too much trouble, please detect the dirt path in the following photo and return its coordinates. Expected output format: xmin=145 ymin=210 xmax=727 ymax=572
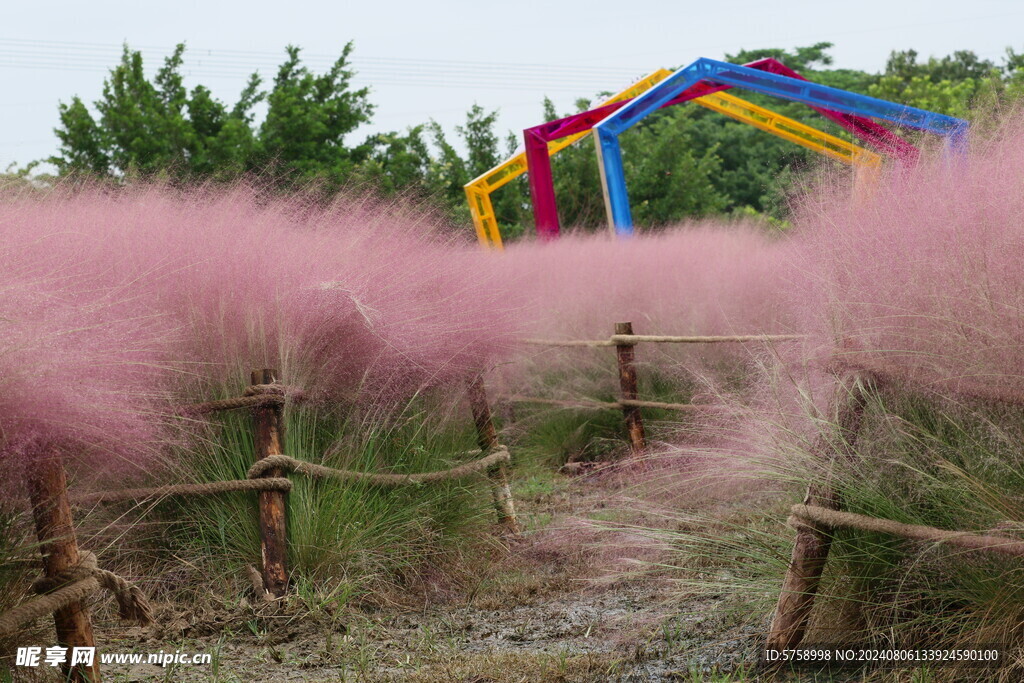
xmin=100 ymin=473 xmax=758 ymax=682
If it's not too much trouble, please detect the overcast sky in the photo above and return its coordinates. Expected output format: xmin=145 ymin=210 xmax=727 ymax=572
xmin=3 ymin=0 xmax=1022 ymax=172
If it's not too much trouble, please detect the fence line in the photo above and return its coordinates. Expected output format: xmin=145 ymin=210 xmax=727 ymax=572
xmin=767 ymin=364 xmax=1024 ymax=655
xmin=512 ymin=322 xmax=776 ymax=454
xmin=11 ymin=369 xmax=518 ymax=681
xmin=790 ymin=504 xmax=1024 ymax=558
xmin=73 ymin=450 xmax=509 ymax=508
xmin=507 ymin=395 xmax=728 ymax=413
xmin=72 ymin=478 xmax=294 ymax=506
xmin=0 ymin=551 xmax=152 ymax=640
xmin=523 ymin=333 xmax=804 ymax=348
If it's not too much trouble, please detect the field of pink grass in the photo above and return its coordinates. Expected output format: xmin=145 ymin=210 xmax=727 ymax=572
xmin=648 ymin=113 xmax=1024 ymax=508
xmin=486 ymin=222 xmax=800 ymax=400
xmin=8 ymin=107 xmax=1020 ymax=491
xmin=0 ymin=185 xmax=520 ymax=488
xmin=778 ymin=114 xmax=1024 ymax=410
xmin=493 ymin=222 xmax=796 ymax=341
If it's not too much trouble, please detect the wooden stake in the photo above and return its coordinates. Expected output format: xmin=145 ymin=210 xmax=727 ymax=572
xmin=26 ymin=453 xmax=101 ymax=683
xmin=766 ymin=374 xmax=869 ymax=652
xmin=466 ymin=375 xmax=519 ymax=533
xmin=614 ymin=322 xmax=647 ymax=455
xmin=251 ymin=369 xmax=288 ymax=598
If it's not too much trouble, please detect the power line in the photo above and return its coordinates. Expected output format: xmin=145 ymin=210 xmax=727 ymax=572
xmin=0 ymin=37 xmax=650 ymax=91
xmin=0 ymin=60 xmax=634 ymax=93
xmin=0 ymin=36 xmax=647 ymax=73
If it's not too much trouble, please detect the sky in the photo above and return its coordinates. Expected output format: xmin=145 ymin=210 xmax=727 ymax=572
xmin=2 ymin=0 xmax=1023 ymax=172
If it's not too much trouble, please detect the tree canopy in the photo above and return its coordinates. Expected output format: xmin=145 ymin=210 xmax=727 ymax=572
xmin=46 ymin=41 xmax=1024 ymax=237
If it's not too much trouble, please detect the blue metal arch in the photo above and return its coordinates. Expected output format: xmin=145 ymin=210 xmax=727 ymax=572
xmin=594 ymin=58 xmax=969 ymax=235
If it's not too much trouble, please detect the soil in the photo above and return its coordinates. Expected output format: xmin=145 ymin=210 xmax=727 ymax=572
xmin=93 ymin=473 xmax=763 ymax=682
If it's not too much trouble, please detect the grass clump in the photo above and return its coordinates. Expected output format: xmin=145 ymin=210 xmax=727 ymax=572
xmin=653 ymin=380 xmax=1024 ymax=681
xmin=94 ymin=389 xmax=501 ymax=614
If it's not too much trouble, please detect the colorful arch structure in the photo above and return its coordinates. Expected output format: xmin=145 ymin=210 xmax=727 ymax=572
xmin=594 ymin=58 xmax=969 ymax=236
xmin=525 ymin=57 xmax=919 ymax=240
xmin=526 ymin=88 xmax=881 ymax=240
xmin=464 ymin=70 xmax=670 ymax=249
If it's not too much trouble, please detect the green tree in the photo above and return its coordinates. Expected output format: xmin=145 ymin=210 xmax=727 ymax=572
xmin=52 ymin=97 xmax=110 ymax=175
xmin=424 ymin=120 xmax=469 ymax=210
xmin=456 ymin=105 xmax=528 ymax=236
xmin=864 ymin=48 xmax=1024 ymax=117
xmin=255 ymin=43 xmax=374 ymax=190
xmin=51 ymin=43 xmax=262 ymax=180
xmin=622 ymin=106 xmax=728 ymax=226
xmin=50 ymin=42 xmax=377 ymax=188
xmin=456 ymin=104 xmax=501 ymax=179
xmin=353 ymin=126 xmax=434 ymax=195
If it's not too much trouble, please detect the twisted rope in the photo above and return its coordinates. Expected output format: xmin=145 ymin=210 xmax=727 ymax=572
xmin=790 ymin=504 xmax=1024 ymax=558
xmin=178 ymin=394 xmax=284 ymax=415
xmin=73 ymin=448 xmax=508 ymax=506
xmin=177 ymin=383 xmax=306 ymax=416
xmin=522 ymin=334 xmax=804 ymax=348
xmin=609 ymin=333 xmax=805 ymax=345
xmin=247 ymin=447 xmax=511 ymax=487
xmin=522 ymin=338 xmax=615 ymax=348
xmin=71 ymin=478 xmax=293 ymax=506
xmin=507 ymin=395 xmax=730 ymax=412
xmin=0 ymin=551 xmax=153 ymax=638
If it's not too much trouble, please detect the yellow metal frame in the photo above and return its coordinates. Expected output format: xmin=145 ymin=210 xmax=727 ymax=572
xmin=465 ymin=69 xmax=674 ymax=249
xmin=467 ymin=70 xmax=880 ymax=249
xmin=693 ymin=91 xmax=881 ymax=168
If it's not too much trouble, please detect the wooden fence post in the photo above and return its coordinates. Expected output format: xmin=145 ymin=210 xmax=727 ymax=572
xmin=766 ymin=374 xmax=869 ymax=652
xmin=250 ymin=369 xmax=288 ymax=598
xmin=614 ymin=322 xmax=647 ymax=455
xmin=466 ymin=375 xmax=520 ymax=533
xmin=26 ymin=453 xmax=101 ymax=683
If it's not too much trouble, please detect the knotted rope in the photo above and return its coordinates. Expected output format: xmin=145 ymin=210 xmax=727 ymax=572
xmin=522 ymin=334 xmax=804 ymax=348
xmin=0 ymin=551 xmax=153 ymax=638
xmin=72 ymin=478 xmax=293 ymax=506
xmin=247 ymin=446 xmax=511 ymax=487
xmin=72 ymin=447 xmax=510 ymax=507
xmin=506 ymin=395 xmax=732 ymax=412
xmin=177 ymin=383 xmax=306 ymax=416
xmin=790 ymin=504 xmax=1024 ymax=558
xmin=6 ymin=446 xmax=511 ymax=634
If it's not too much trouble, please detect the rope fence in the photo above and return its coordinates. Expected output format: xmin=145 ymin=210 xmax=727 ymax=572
xmin=0 ymin=551 xmax=152 ymax=639
xmin=72 ymin=478 xmax=294 ymax=506
xmin=247 ymin=447 xmax=510 ymax=486
xmin=177 ymin=383 xmax=306 ymax=416
xmin=769 ymin=364 xmax=1024 ymax=654
xmin=522 ymin=333 xmax=804 ymax=348
xmin=790 ymin=504 xmax=1024 ymax=558
xmin=511 ymin=322 xmax=782 ymax=454
xmin=506 ymin=395 xmax=730 ymax=413
xmin=71 ymin=447 xmax=511 ymax=508
xmin=6 ymin=371 xmax=518 ymax=679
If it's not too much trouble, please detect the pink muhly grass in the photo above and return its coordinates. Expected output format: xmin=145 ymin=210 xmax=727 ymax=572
xmin=0 ymin=261 xmax=177 ymax=490
xmin=486 ymin=221 xmax=799 ymax=398
xmin=702 ymin=112 xmax=1024 ymax=491
xmin=493 ymin=221 xmax=796 ymax=340
xmin=10 ymin=185 xmax=518 ymax=395
xmin=0 ymin=184 xmax=521 ymax=487
xmin=788 ymin=113 xmax=1024 ymax=401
